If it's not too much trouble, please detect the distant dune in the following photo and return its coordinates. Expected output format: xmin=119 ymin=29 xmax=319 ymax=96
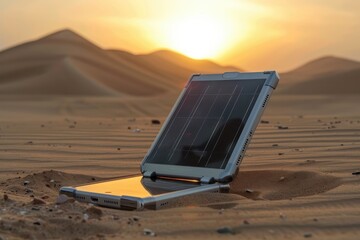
xmin=280 ymin=56 xmax=360 ymax=95
xmin=1 ymin=29 xmax=359 ymax=96
xmin=0 ymin=29 xmax=238 ymax=96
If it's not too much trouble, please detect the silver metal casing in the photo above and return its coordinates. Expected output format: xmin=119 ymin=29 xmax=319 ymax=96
xmin=140 ymin=71 xmax=279 ymax=183
xmin=60 ymin=180 xmax=230 ymax=210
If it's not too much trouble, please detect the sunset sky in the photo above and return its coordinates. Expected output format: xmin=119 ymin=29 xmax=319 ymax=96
xmin=0 ymin=0 xmax=359 ymax=71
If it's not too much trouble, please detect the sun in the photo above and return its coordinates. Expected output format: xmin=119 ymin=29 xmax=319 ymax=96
xmin=168 ymin=15 xmax=230 ymax=59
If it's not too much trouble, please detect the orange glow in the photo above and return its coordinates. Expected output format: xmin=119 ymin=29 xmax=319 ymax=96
xmin=76 ymin=176 xmax=151 ymax=198
xmin=158 ymin=176 xmax=199 ymax=183
xmin=0 ymin=0 xmax=358 ymax=71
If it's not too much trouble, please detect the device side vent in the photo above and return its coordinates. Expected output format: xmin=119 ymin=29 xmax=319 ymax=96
xmin=240 ymin=131 xmax=253 ymax=163
xmin=262 ymin=94 xmax=270 ymax=108
xmin=104 ymin=199 xmax=119 ymax=206
xmin=236 ymin=155 xmax=243 ymax=166
xmin=120 ymin=198 xmax=138 ymax=210
xmin=241 ymin=138 xmax=250 ymax=153
xmin=160 ymin=201 xmax=169 ymax=207
xmin=75 ymin=195 xmax=86 ymax=200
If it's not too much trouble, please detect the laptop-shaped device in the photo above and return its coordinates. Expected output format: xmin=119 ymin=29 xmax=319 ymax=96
xmin=60 ymin=71 xmax=279 ymax=210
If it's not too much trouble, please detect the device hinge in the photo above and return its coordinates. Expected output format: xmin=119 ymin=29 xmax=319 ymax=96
xmin=264 ymin=71 xmax=280 ymax=89
xmin=200 ymin=176 xmax=216 ymax=184
xmin=143 ymin=171 xmax=156 ymax=179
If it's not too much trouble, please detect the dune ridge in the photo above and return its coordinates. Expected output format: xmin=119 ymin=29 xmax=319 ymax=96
xmin=0 ymin=29 xmax=239 ymax=96
xmin=279 ymin=56 xmax=360 ymax=95
xmin=1 ymin=29 xmax=360 ymax=97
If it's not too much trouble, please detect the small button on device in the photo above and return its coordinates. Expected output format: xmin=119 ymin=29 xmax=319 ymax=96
xmin=222 ymin=72 xmax=239 ymax=79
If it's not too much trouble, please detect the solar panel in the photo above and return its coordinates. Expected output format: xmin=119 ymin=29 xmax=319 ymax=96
xmin=145 ymin=79 xmax=265 ymax=169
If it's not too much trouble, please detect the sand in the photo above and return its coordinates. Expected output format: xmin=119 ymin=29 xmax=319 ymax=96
xmin=0 ymin=93 xmax=359 ymax=240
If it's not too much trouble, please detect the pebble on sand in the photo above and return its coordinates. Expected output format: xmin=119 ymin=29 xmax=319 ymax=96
xmin=83 ymin=213 xmax=89 ymax=221
xmin=32 ymin=198 xmax=46 ymax=205
xmin=278 ymin=126 xmax=289 ymax=130
xmin=23 ymin=180 xmax=30 ymax=186
xmin=279 ymin=176 xmax=285 ymax=181
xmin=56 ymin=194 xmax=73 ymax=204
xmin=143 ymin=228 xmax=156 ymax=237
xmin=217 ymin=227 xmax=235 ymax=234
xmin=243 ymin=220 xmax=250 ymax=225
xmin=245 ymin=189 xmax=254 ymax=193
xmin=151 ymin=119 xmax=161 ymax=125
xmin=260 ymin=120 xmax=270 ymax=124
xmin=3 ymin=194 xmax=9 ymax=201
xmin=85 ymin=206 xmax=103 ymax=218
xmin=352 ymin=171 xmax=360 ymax=175
xmin=304 ymin=233 xmax=312 ymax=238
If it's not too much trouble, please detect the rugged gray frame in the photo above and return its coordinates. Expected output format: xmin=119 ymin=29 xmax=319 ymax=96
xmin=61 ymin=183 xmax=229 ymax=210
xmin=140 ymin=71 xmax=279 ymax=183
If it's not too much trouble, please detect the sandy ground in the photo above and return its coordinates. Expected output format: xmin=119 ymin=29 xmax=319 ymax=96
xmin=0 ymin=94 xmax=360 ymax=240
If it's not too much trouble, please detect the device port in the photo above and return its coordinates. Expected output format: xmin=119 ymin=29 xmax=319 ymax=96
xmin=90 ymin=197 xmax=99 ymax=202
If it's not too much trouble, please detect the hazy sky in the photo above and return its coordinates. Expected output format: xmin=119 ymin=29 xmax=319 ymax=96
xmin=0 ymin=0 xmax=359 ymax=71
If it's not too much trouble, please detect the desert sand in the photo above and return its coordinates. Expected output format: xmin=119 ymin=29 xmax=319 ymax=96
xmin=0 ymin=30 xmax=360 ymax=239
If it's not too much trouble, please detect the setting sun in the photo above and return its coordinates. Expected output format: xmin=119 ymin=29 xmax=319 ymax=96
xmin=167 ymin=15 xmax=231 ymax=59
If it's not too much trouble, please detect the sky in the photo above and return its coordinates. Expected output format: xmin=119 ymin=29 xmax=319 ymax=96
xmin=0 ymin=0 xmax=359 ymax=71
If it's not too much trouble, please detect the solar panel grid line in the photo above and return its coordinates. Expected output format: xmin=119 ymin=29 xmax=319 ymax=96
xmin=198 ymin=85 xmax=241 ymax=166
xmin=167 ymin=86 xmax=211 ymax=161
xmin=165 ymin=89 xmax=207 ymax=159
xmin=202 ymin=85 xmax=243 ymax=167
xmin=176 ymin=117 xmax=235 ymax=119
xmin=149 ymin=86 xmax=194 ymax=160
xmin=182 ymin=87 xmax=222 ymax=162
xmin=219 ymin=84 xmax=261 ymax=168
xmin=188 ymin=93 xmax=236 ymax=96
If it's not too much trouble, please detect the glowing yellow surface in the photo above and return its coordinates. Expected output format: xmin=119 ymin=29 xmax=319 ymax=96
xmin=167 ymin=14 xmax=231 ymax=59
xmin=76 ymin=176 xmax=151 ymax=198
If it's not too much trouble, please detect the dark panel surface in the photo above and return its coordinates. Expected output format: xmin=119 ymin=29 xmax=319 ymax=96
xmin=146 ymin=79 xmax=265 ymax=169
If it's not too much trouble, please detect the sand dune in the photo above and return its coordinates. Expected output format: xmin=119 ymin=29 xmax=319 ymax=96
xmin=1 ymin=29 xmax=359 ymax=97
xmin=282 ymin=68 xmax=360 ymax=95
xmin=109 ymin=49 xmax=238 ymax=90
xmin=0 ymin=29 xmax=238 ymax=96
xmin=280 ymin=56 xmax=360 ymax=94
